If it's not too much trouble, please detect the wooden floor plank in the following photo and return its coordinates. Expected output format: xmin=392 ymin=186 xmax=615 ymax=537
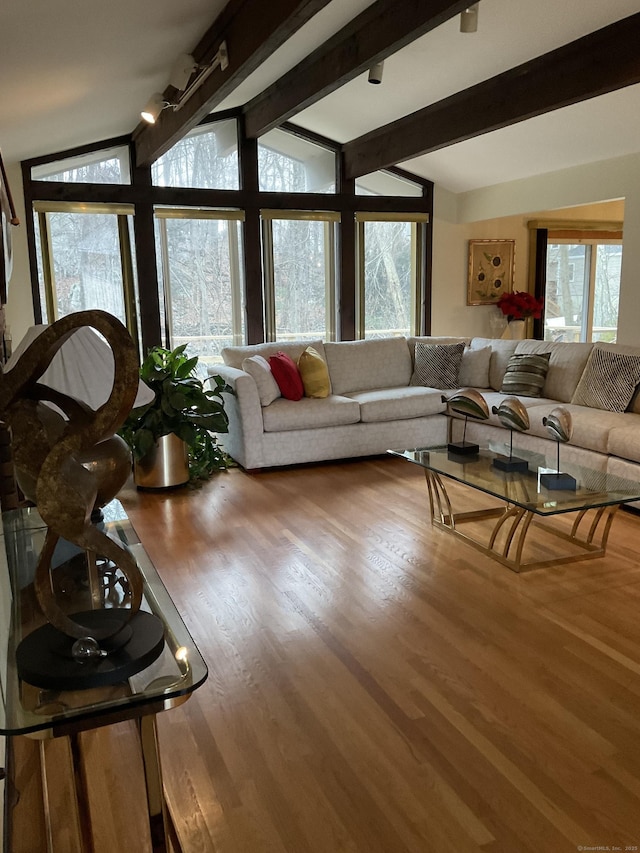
xmin=35 ymin=456 xmax=640 ymax=852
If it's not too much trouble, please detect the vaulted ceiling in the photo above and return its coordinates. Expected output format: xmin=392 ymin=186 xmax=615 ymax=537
xmin=2 ymin=0 xmax=640 ymax=193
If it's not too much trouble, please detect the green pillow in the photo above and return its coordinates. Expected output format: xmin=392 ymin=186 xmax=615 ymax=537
xmin=500 ymin=352 xmax=550 ymax=398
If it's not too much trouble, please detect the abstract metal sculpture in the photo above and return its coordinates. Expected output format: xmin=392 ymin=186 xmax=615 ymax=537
xmin=0 ymin=310 xmax=164 ymax=688
xmin=491 ymin=396 xmax=530 ymax=473
xmin=442 ymin=387 xmax=489 ymax=456
xmin=541 ymin=406 xmax=577 ymax=490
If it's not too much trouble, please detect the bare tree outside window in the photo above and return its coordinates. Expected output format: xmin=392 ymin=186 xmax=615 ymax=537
xmin=152 ymin=121 xmax=239 ymax=190
xmin=361 ymin=220 xmax=413 ymax=338
xmin=545 ymin=241 xmax=621 ymax=342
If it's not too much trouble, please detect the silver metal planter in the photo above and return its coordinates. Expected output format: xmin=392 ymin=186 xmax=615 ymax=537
xmin=134 ymin=433 xmax=189 ymax=489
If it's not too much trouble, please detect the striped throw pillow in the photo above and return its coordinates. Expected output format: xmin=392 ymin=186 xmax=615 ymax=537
xmin=410 ymin=342 xmax=465 ymax=390
xmin=571 ymin=346 xmax=640 ymax=412
xmin=500 ymin=352 xmax=550 ymax=398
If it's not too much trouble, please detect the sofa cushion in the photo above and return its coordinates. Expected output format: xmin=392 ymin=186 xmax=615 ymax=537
xmin=500 ymin=352 xmax=551 ymax=397
xmin=324 ymin=337 xmax=412 ymax=395
xmin=345 ymin=386 xmax=447 ymax=423
xmin=269 ymin=352 xmax=304 ymax=401
xmin=514 ymin=340 xmax=593 ymax=402
xmin=222 ymin=339 xmax=325 ymax=370
xmin=571 ymin=343 xmax=640 ymax=412
xmin=607 ymin=422 xmax=640 ymax=464
xmin=241 ymin=355 xmax=281 ymax=407
xmin=262 ymin=396 xmax=360 ymax=432
xmin=525 ymin=403 xmax=631 ymax=454
xmin=298 ymin=346 xmax=331 ymax=398
xmin=458 ymin=346 xmax=491 ymax=388
xmin=470 ymin=338 xmax=519 ymax=390
xmin=410 ymin=342 xmax=465 ymax=389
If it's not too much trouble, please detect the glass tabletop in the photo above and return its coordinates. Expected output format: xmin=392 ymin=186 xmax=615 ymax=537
xmin=0 ymin=501 xmax=208 ymax=736
xmin=389 ymin=444 xmax=640 ymax=516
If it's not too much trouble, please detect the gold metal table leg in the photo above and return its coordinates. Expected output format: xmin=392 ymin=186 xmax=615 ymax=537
xmin=138 ymin=713 xmax=182 ymax=853
xmin=38 ymin=735 xmax=91 ymax=853
xmin=423 ymin=470 xmax=621 ymax=572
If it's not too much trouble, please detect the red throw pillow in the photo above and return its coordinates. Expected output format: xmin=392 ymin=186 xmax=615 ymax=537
xmin=268 ymin=352 xmax=304 ymax=401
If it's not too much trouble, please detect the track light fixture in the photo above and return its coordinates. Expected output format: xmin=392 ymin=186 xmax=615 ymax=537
xmin=140 ymin=40 xmax=230 ymax=124
xmin=368 ymin=61 xmax=384 ymax=85
xmin=460 ymin=4 xmax=479 ymax=33
xmin=140 ymin=93 xmax=174 ymax=124
xmin=169 ymin=53 xmax=199 ymax=92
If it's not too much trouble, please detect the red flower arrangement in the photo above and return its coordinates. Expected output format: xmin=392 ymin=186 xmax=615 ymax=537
xmin=497 ymin=290 xmax=544 ymax=321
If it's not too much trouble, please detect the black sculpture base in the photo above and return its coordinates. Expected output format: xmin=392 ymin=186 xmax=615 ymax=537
xmin=448 ymin=450 xmax=479 ymax=464
xmin=16 ymin=610 xmax=165 ymax=691
xmin=492 ymin=454 xmax=529 ymax=473
xmin=447 ymin=441 xmax=479 ymax=455
xmin=540 ymin=472 xmax=577 ymax=491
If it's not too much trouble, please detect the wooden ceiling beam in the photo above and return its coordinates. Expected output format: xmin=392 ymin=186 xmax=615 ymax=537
xmin=343 ymin=12 xmax=640 ymax=179
xmin=133 ymin=0 xmax=332 ymax=167
xmin=243 ymin=0 xmax=473 ymax=139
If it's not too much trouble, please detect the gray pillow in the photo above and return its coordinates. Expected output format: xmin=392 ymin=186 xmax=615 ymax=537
xmin=410 ymin=342 xmax=465 ymax=390
xmin=500 ymin=352 xmax=551 ymax=398
xmin=458 ymin=346 xmax=491 ymax=388
xmin=242 ymin=355 xmax=281 ymax=406
xmin=571 ymin=346 xmax=640 ymax=412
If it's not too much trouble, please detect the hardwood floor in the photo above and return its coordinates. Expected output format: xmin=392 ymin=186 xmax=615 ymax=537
xmin=90 ymin=457 xmax=640 ymax=850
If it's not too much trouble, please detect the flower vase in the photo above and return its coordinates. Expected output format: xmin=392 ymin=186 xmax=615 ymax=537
xmin=501 ymin=319 xmax=526 ymax=340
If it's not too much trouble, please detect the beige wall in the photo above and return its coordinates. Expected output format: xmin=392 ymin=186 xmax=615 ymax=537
xmin=433 ymin=151 xmax=639 ymax=345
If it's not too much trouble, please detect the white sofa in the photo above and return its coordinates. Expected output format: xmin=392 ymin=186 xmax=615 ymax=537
xmin=209 ymin=336 xmax=640 ymax=484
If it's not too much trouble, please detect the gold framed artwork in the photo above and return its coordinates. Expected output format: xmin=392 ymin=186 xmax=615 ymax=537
xmin=467 ymin=239 xmax=515 ymax=306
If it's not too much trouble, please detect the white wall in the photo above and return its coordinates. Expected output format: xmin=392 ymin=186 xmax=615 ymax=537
xmin=432 ymin=151 xmax=640 ymax=345
xmin=3 ymin=162 xmax=35 ymax=346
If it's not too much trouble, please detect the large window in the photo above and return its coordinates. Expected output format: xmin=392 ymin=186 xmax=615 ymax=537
xmin=33 ymin=202 xmax=138 ymax=342
xmin=30 ymin=146 xmax=131 ymax=184
xmin=262 ymin=211 xmax=338 ymax=342
xmin=356 ymin=213 xmax=428 ymax=339
xmin=544 ymin=240 xmax=622 ymax=342
xmin=258 ymin=130 xmax=335 ymax=194
xmin=151 ymin=120 xmax=239 ymax=190
xmin=24 ymin=122 xmax=433 ymax=353
xmin=155 ymin=208 xmax=244 ymax=366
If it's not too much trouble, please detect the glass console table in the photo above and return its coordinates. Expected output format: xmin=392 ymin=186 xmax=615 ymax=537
xmin=390 ymin=444 xmax=640 ymax=572
xmin=0 ymin=501 xmax=208 ymax=852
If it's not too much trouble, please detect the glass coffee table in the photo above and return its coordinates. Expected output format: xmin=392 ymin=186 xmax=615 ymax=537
xmin=389 ymin=444 xmax=640 ymax=572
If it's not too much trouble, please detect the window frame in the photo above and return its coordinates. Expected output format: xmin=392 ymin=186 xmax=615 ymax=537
xmin=21 ymin=118 xmax=434 ymax=350
xmin=155 ymin=207 xmax=246 ymax=360
xmin=261 ymin=209 xmax=340 ymax=343
xmin=355 ymin=212 xmax=429 ymax=340
xmin=33 ymin=201 xmax=139 ymax=347
xmin=529 ymin=219 xmax=623 ymax=343
xmin=545 ymin=237 xmax=623 ymax=342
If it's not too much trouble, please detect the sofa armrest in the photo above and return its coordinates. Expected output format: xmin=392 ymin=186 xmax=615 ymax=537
xmin=208 ymin=365 xmax=266 ymax=469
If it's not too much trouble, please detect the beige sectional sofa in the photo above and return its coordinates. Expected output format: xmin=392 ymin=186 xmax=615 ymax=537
xmin=210 ymin=336 xmax=640 ymax=483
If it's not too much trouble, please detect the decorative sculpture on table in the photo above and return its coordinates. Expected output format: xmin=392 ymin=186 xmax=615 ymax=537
xmin=0 ymin=310 xmax=164 ymax=689
xmin=491 ymin=396 xmax=530 ymax=473
xmin=441 ymin=388 xmax=489 ymax=457
xmin=540 ymin=406 xmax=577 ymax=491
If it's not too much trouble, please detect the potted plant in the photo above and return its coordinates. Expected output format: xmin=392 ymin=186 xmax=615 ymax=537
xmin=119 ymin=345 xmax=231 ymax=488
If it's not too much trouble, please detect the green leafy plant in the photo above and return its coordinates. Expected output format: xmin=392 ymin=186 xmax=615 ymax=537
xmin=119 ymin=345 xmax=232 ymax=480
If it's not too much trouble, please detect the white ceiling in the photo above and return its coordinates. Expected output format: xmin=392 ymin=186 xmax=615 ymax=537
xmin=2 ymin=0 xmax=639 ymax=194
